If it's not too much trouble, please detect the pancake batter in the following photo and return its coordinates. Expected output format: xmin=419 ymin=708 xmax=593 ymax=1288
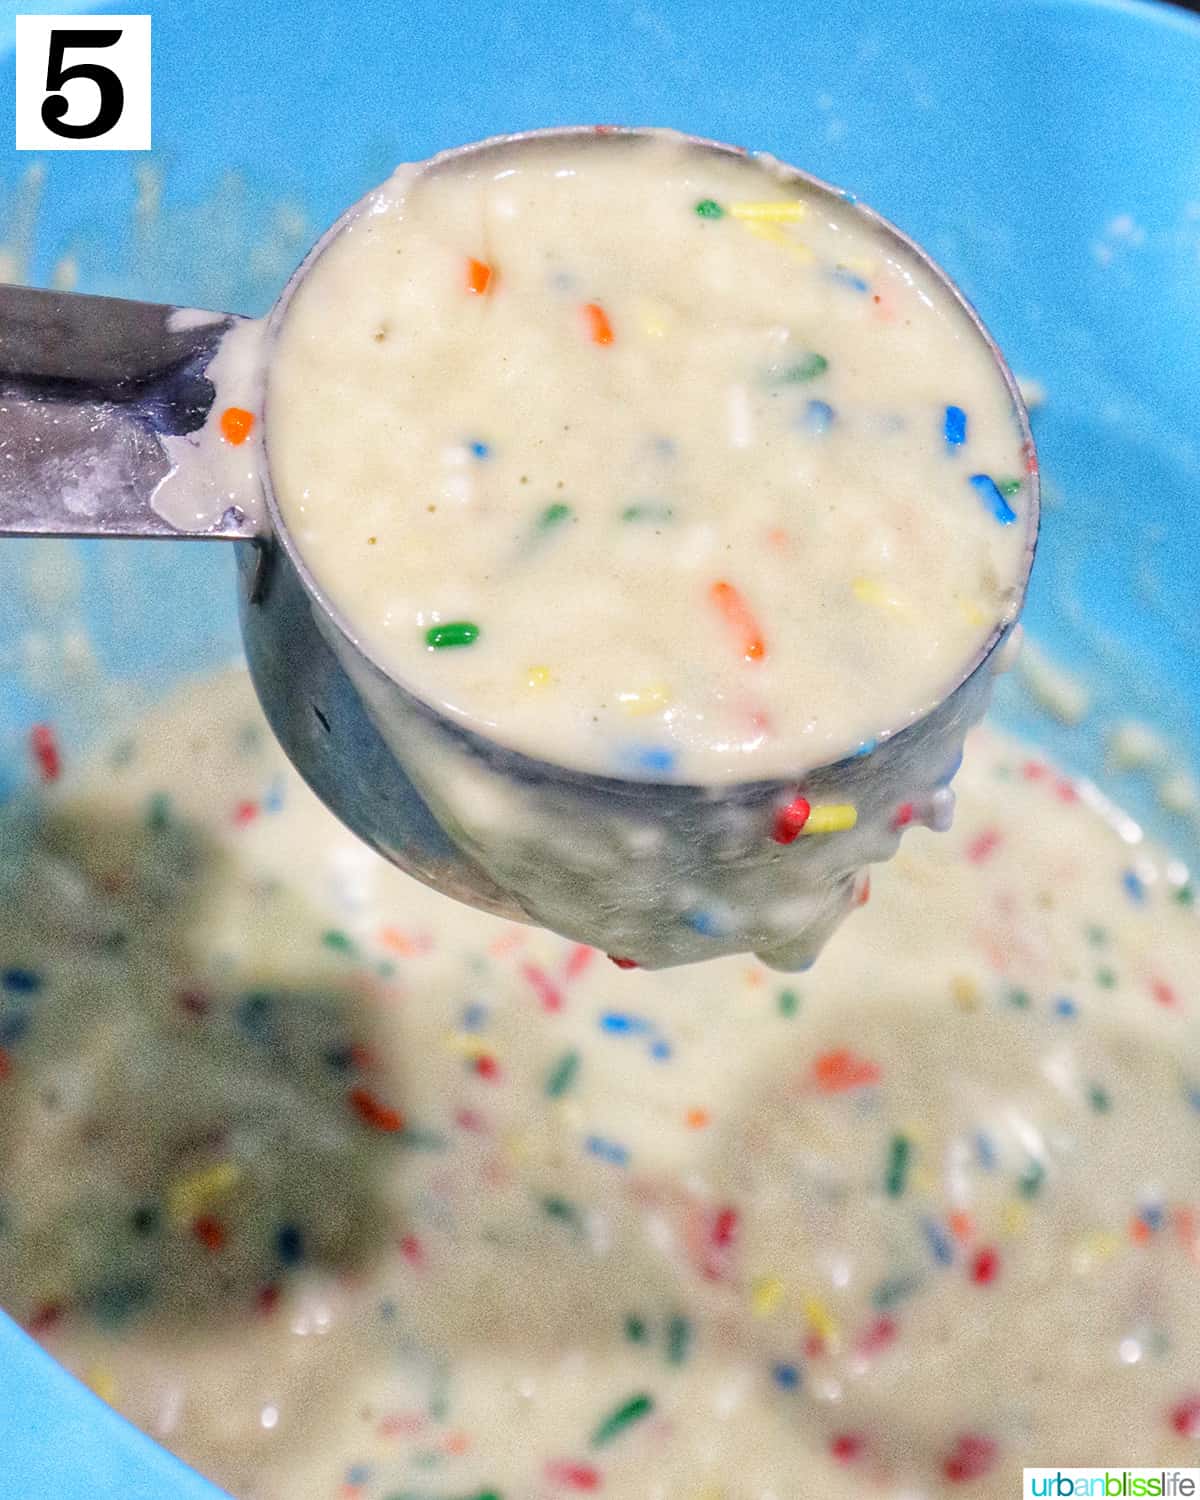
xmin=1 ymin=669 xmax=1195 ymax=1500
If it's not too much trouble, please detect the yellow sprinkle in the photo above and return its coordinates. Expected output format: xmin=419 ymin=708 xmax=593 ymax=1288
xmin=852 ymin=577 xmax=908 ymax=614
xmin=525 ymin=665 xmax=552 ymax=689
xmin=1072 ymin=1231 xmax=1120 ymax=1273
xmin=167 ymin=1161 xmax=242 ymax=1226
xmin=801 ymin=804 xmax=858 ymax=835
xmin=85 ymin=1367 xmax=118 ymax=1405
xmin=751 ymin=1275 xmax=785 ymax=1317
xmin=803 ymin=1294 xmax=838 ymax=1341
xmin=1001 ymin=1201 xmax=1029 ymax=1236
xmin=911 ymin=1166 xmax=937 ymax=1194
xmin=951 ymin=975 xmax=980 ymax=1011
xmin=739 ymin=218 xmax=816 ymax=263
xmin=504 ymin=1130 xmax=531 ymax=1165
xmin=958 ymin=597 xmax=987 ymax=627
xmin=618 ymin=683 xmax=673 ymax=717
xmin=636 ymin=299 xmax=669 ymax=338
xmin=443 ymin=1031 xmax=498 ymax=1060
xmin=730 ymin=200 xmax=808 ymax=223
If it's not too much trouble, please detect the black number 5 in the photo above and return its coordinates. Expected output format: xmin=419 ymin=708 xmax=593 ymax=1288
xmin=41 ymin=29 xmax=125 ymax=140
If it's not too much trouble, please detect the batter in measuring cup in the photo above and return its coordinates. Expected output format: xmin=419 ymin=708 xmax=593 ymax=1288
xmin=259 ymin=128 xmax=1036 ymax=970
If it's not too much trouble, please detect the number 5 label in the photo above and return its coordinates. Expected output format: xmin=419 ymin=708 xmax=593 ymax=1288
xmin=15 ymin=14 xmax=151 ymax=150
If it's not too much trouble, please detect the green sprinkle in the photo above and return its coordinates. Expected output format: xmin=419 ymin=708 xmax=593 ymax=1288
xmin=399 ymin=1128 xmax=450 ymax=1152
xmin=1175 ymin=882 xmax=1195 ymax=907
xmin=145 ymin=792 xmax=171 ymax=831
xmin=109 ymin=737 xmax=136 ymax=769
xmin=1018 ymin=1159 xmax=1046 ymax=1198
xmin=872 ymin=1273 xmax=922 ymax=1310
xmin=591 ymin=1392 xmax=654 ymax=1447
xmin=1095 ymin=967 xmax=1118 ymax=990
xmin=695 ymin=198 xmax=724 ymax=219
xmin=777 ymin=988 xmax=801 ymax=1018
xmin=545 ymin=1049 xmax=580 ymax=1097
xmin=537 ymin=502 xmax=574 ymax=531
xmin=425 ymin=622 xmax=480 ymax=649
xmin=541 ymin=1195 xmax=582 ymax=1229
xmin=998 ymin=477 xmax=1023 ymax=497
xmin=620 ymin=503 xmax=674 ymax=523
xmin=322 ymin=929 xmax=355 ymax=955
xmin=884 ymin=1134 xmax=912 ymax=1197
xmin=1086 ymin=923 xmax=1109 ymax=947
xmin=781 ymin=352 xmax=829 ymax=383
xmin=624 ymin=1314 xmax=648 ymax=1343
xmin=1088 ymin=1083 xmax=1112 ymax=1114
xmin=666 ymin=1314 xmax=692 ymax=1364
xmin=1006 ymin=987 xmax=1031 ymax=1010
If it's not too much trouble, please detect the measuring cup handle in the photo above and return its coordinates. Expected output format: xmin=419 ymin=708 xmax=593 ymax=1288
xmin=0 ymin=283 xmax=258 ymax=540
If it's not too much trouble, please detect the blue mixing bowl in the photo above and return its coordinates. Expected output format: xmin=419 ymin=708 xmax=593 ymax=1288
xmin=1 ymin=0 xmax=1197 ymax=1493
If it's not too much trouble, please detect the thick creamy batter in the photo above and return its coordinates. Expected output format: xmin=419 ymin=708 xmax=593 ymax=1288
xmin=2 ymin=670 xmax=1197 ymax=1500
xmin=267 ymin=129 xmax=1033 ymax=784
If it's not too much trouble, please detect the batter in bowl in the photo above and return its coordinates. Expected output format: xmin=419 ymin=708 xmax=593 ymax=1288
xmin=1 ymin=668 xmax=1195 ymax=1500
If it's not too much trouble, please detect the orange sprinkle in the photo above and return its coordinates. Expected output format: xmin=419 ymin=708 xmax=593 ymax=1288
xmin=813 ymin=1048 xmax=882 ymax=1093
xmin=219 ymin=407 xmax=255 ymax=445
xmin=378 ymin=926 xmax=420 ymax=956
xmin=192 ymin=1215 xmax=226 ymax=1252
xmin=582 ymin=301 xmax=615 ymax=345
xmin=948 ymin=1211 xmax=975 ymax=1242
xmin=709 ymin=579 xmax=766 ymax=662
xmin=1150 ymin=977 xmax=1179 ymax=1009
xmin=349 ymin=1087 xmax=406 ymax=1134
xmin=766 ymin=527 xmax=790 ymax=550
xmin=466 ymin=257 xmax=494 ymax=295
xmin=1130 ymin=1216 xmax=1153 ymax=1246
xmin=443 ymin=1432 xmax=471 ymax=1456
xmin=685 ymin=1107 xmax=712 ymax=1130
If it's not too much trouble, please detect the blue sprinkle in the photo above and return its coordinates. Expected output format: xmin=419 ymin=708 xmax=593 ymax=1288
xmin=599 ymin=1012 xmax=652 ymax=1035
xmin=838 ymin=189 xmax=859 ymax=204
xmin=649 ymin=1039 xmax=673 ymax=1061
xmin=939 ymin=749 xmax=964 ymax=786
xmin=1140 ymin=1204 xmax=1165 ymax=1232
xmin=461 ymin=1002 xmax=489 ymax=1032
xmin=796 ymin=957 xmax=816 ymax=973
xmin=628 ymin=746 xmax=678 ymax=775
xmin=944 ymin=405 xmax=968 ymax=447
xmin=1053 ymin=995 xmax=1078 ymax=1019
xmin=262 ymin=775 xmax=286 ymax=814
xmin=772 ymin=1362 xmax=801 ymax=1389
xmin=853 ymin=738 xmax=879 ymax=759
xmin=968 ymin=473 xmax=1018 ymax=525
xmin=347 ymin=1465 xmax=371 ymax=1486
xmin=323 ymin=1043 xmax=356 ymax=1072
xmin=468 ymin=440 xmax=491 ymax=459
xmin=1122 ymin=869 xmax=1146 ymax=904
xmin=0 ymin=1012 xmax=31 ymax=1046
xmin=803 ymin=399 xmax=836 ymax=435
xmin=89 ymin=1278 xmax=151 ymax=1328
xmin=1186 ymin=1084 xmax=1200 ymax=1113
xmin=974 ymin=1132 xmax=998 ymax=1171
xmin=652 ymin=435 xmax=677 ymax=458
xmin=276 ymin=1224 xmax=304 ymax=1265
xmin=1 ymin=969 xmax=40 ymax=995
xmin=922 ymin=1217 xmax=954 ymax=1266
xmin=830 ymin=266 xmax=870 ymax=292
xmin=683 ymin=908 xmax=725 ymax=938
xmin=585 ymin=1135 xmax=630 ymax=1167
xmin=378 ymin=1298 xmax=398 ymax=1321
xmin=235 ymin=990 xmax=276 ymax=1041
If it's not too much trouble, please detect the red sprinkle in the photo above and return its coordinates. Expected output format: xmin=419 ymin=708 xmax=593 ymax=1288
xmin=1023 ymin=440 xmax=1039 ymax=475
xmin=545 ymin=1460 xmax=602 ymax=1490
xmin=399 ymin=1234 xmax=425 ymax=1267
xmin=564 ymin=944 xmax=596 ymax=981
xmin=1054 ymin=778 xmax=1079 ymax=803
xmin=891 ymin=802 xmax=915 ymax=830
xmin=804 ymin=1332 xmax=826 ymax=1359
xmin=192 ymin=1215 xmax=226 ymax=1252
xmin=966 ymin=828 xmax=1003 ymax=864
xmin=522 ymin=962 xmax=565 ymax=1012
xmin=233 ymin=800 xmax=259 ymax=827
xmin=813 ymin=1048 xmax=882 ymax=1093
xmin=474 ymin=1054 xmax=501 ymax=1081
xmin=709 ymin=579 xmax=766 ymax=662
xmin=772 ymin=795 xmax=811 ymax=844
xmin=349 ymin=1087 xmax=406 ymax=1133
xmin=830 ymin=1434 xmax=864 ymax=1463
xmin=943 ymin=1434 xmax=998 ymax=1483
xmin=219 ymin=406 xmax=255 ymax=445
xmin=455 ymin=1107 xmax=488 ymax=1134
xmin=177 ymin=987 xmax=210 ymax=1017
xmin=29 ymin=724 xmax=61 ymax=782
xmin=1151 ymin=977 xmax=1180 ymax=1009
xmin=855 ymin=873 xmax=872 ymax=908
xmin=856 ymin=1315 xmax=897 ymax=1356
xmin=1021 ymin=760 xmax=1048 ymax=781
xmin=970 ymin=1246 xmax=1000 ymax=1285
xmin=703 ymin=1204 xmax=740 ymax=1280
xmin=466 ymin=257 xmax=494 ymax=295
xmin=28 ymin=1302 xmax=62 ymax=1334
xmin=608 ymin=955 xmax=639 ymax=970
xmin=1170 ymin=1396 xmax=1200 ymax=1437
xmin=257 ymin=1284 xmax=281 ymax=1316
xmin=582 ymin=301 xmax=614 ymax=345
